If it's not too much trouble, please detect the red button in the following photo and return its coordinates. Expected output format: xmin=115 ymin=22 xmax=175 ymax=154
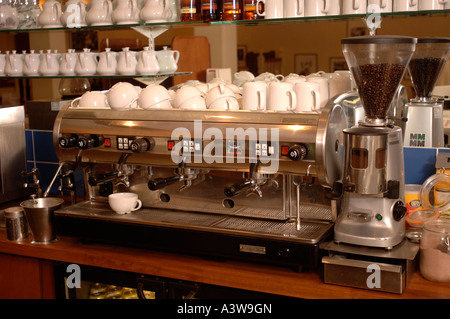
xmin=104 ymin=138 xmax=111 ymax=147
xmin=281 ymin=145 xmax=290 ymax=156
xmin=167 ymin=140 xmax=175 ymax=150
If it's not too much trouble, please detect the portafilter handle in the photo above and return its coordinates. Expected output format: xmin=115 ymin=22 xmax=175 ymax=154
xmin=147 ymin=175 xmax=181 ymax=191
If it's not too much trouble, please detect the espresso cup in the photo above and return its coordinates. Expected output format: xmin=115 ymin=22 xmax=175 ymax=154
xmin=284 ymin=0 xmax=304 ymax=17
xmin=174 ymin=85 xmax=204 ymax=109
xmin=293 ymin=81 xmax=320 ymax=112
xmin=393 ymin=0 xmax=418 ymax=11
xmin=419 ymin=0 xmax=447 ymax=10
xmin=306 ymin=76 xmax=329 ymax=109
xmin=304 ymin=0 xmax=329 ymax=16
xmin=267 ymin=82 xmax=296 ymax=111
xmin=342 ymin=0 xmax=367 ymax=14
xmin=107 ymin=82 xmax=140 ymax=110
xmin=368 ymin=0 xmax=393 ymax=12
xmin=256 ymin=0 xmax=284 ymax=18
xmin=178 ymin=96 xmax=207 ymax=110
xmin=108 ymin=192 xmax=142 ymax=214
xmin=71 ymin=91 xmax=108 ymax=108
xmin=205 ymin=84 xmax=236 ymax=107
xmin=242 ymin=81 xmax=267 ymax=111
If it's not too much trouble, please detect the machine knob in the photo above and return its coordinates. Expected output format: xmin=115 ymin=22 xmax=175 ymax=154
xmin=77 ymin=135 xmax=104 ymax=150
xmin=59 ymin=135 xmax=78 ymax=148
xmin=130 ymin=138 xmax=153 ymax=153
xmin=392 ymin=201 xmax=407 ymax=221
xmin=287 ymin=144 xmax=308 ymax=161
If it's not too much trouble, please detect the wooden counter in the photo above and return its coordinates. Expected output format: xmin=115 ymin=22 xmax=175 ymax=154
xmin=0 ymin=229 xmax=449 ymax=299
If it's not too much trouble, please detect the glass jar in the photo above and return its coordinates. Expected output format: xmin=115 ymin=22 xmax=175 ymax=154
xmin=201 ymin=0 xmax=221 ymax=21
xmin=180 ymin=0 xmax=201 ymax=21
xmin=222 ymin=0 xmax=241 ymax=21
xmin=420 ymin=219 xmax=450 ymax=283
xmin=243 ymin=0 xmax=262 ymax=20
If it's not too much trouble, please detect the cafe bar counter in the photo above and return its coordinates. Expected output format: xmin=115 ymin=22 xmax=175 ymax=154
xmin=0 ymin=227 xmax=449 ymax=299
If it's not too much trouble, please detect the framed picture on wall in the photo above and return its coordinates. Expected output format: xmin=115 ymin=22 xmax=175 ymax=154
xmin=237 ymin=45 xmax=247 ymax=68
xmin=329 ymin=57 xmax=348 ymax=72
xmin=294 ymin=54 xmax=317 ymax=76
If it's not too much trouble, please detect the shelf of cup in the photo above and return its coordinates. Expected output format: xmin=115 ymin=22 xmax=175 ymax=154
xmin=0 ymin=72 xmax=193 ymax=79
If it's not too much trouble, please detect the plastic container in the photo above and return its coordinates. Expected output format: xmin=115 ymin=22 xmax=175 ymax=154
xmin=420 ymin=219 xmax=450 ymax=283
xmin=405 ymin=208 xmax=440 ymax=229
xmin=420 ymin=172 xmax=450 ymax=214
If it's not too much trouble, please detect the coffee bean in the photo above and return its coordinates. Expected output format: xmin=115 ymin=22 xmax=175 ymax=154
xmin=352 ymin=63 xmax=406 ymax=119
xmin=409 ymin=57 xmax=445 ymax=98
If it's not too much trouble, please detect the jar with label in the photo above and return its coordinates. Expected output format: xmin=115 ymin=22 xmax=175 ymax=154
xmin=243 ymin=0 xmax=262 ymax=20
xmin=222 ymin=0 xmax=242 ymax=21
xmin=180 ymin=0 xmax=201 ymax=21
xmin=420 ymin=219 xmax=450 ymax=283
xmin=201 ymin=0 xmax=221 ymax=21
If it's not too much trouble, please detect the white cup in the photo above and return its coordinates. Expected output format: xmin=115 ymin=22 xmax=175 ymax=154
xmin=284 ymin=75 xmax=306 ymax=85
xmin=208 ymin=96 xmax=240 ymax=110
xmin=284 ymin=0 xmax=304 ymax=17
xmin=205 ymin=84 xmax=235 ymax=107
xmin=178 ymin=96 xmax=207 ymax=110
xmin=368 ymin=0 xmax=393 ymax=12
xmin=138 ymin=84 xmax=172 ymax=109
xmin=107 ymin=82 xmax=140 ymax=110
xmin=307 ymin=76 xmax=329 ymax=109
xmin=294 ymin=81 xmax=321 ymax=112
xmin=71 ymin=91 xmax=108 ymax=108
xmin=242 ymin=81 xmax=267 ymax=111
xmin=304 ymin=0 xmax=330 ymax=16
xmin=342 ymin=0 xmax=367 ymax=14
xmin=393 ymin=0 xmax=418 ymax=11
xmin=328 ymin=76 xmax=352 ymax=98
xmin=174 ymin=85 xmax=204 ymax=109
xmin=267 ymin=82 xmax=296 ymax=111
xmin=233 ymin=71 xmax=255 ymax=87
xmin=419 ymin=0 xmax=447 ymax=10
xmin=256 ymin=0 xmax=284 ymax=19
xmin=108 ymin=192 xmax=142 ymax=214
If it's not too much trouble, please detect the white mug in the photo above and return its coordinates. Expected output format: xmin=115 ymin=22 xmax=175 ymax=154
xmin=419 ymin=0 xmax=447 ymax=10
xmin=284 ymin=0 xmax=304 ymax=17
xmin=242 ymin=81 xmax=267 ymax=111
xmin=304 ymin=0 xmax=329 ymax=16
xmin=284 ymin=75 xmax=306 ymax=85
xmin=342 ymin=0 xmax=367 ymax=14
xmin=108 ymin=192 xmax=142 ymax=214
xmin=23 ymin=50 xmax=40 ymax=76
xmin=256 ymin=0 xmax=284 ymax=19
xmin=293 ymin=81 xmax=320 ymax=112
xmin=205 ymin=83 xmax=235 ymax=107
xmin=107 ymin=82 xmax=140 ymax=110
xmin=393 ymin=0 xmax=418 ymax=11
xmin=71 ymin=91 xmax=108 ymax=108
xmin=267 ymin=82 xmax=296 ymax=111
xmin=368 ymin=0 xmax=393 ymax=12
xmin=328 ymin=75 xmax=352 ymax=98
xmin=306 ymin=76 xmax=329 ymax=109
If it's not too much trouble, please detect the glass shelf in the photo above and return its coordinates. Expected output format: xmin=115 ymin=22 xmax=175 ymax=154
xmin=0 ymin=72 xmax=192 ymax=79
xmin=0 ymin=10 xmax=449 ymax=33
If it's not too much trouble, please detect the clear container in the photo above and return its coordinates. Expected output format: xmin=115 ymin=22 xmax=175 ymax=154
xmin=419 ymin=172 xmax=450 ymax=215
xmin=420 ymin=219 xmax=450 ymax=283
xmin=405 ymin=208 xmax=439 ymax=229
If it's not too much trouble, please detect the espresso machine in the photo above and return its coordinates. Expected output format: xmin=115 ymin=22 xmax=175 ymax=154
xmin=333 ymin=36 xmax=417 ymax=249
xmin=52 ymin=99 xmax=348 ymax=269
xmin=403 ymin=37 xmax=450 ymax=148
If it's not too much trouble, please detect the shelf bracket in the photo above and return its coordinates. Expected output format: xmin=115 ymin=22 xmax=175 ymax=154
xmin=131 ymin=25 xmax=169 ymax=50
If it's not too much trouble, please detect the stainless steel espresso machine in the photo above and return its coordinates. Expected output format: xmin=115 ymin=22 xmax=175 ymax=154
xmin=403 ymin=37 xmax=450 ymax=148
xmin=52 ymin=99 xmax=348 ymax=269
xmin=333 ymin=36 xmax=417 ymax=250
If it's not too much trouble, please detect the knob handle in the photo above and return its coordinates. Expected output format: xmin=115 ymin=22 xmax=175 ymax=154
xmin=77 ymin=135 xmax=104 ymax=150
xmin=288 ymin=144 xmax=308 ymax=161
xmin=393 ymin=201 xmax=407 ymax=221
xmin=59 ymin=135 xmax=78 ymax=148
xmin=130 ymin=138 xmax=153 ymax=153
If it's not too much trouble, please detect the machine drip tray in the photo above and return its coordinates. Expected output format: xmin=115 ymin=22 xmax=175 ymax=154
xmin=54 ymin=201 xmax=334 ymax=270
xmin=321 ymin=240 xmax=419 ymax=294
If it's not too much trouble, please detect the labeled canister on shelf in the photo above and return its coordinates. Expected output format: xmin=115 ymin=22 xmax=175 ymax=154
xmin=4 ymin=206 xmax=28 ymax=241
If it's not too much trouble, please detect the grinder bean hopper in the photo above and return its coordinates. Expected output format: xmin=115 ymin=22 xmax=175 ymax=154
xmin=403 ymin=37 xmax=450 ymax=148
xmin=334 ymin=36 xmax=417 ymax=249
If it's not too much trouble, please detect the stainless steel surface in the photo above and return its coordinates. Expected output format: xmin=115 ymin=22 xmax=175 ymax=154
xmin=0 ymin=105 xmax=27 ymax=203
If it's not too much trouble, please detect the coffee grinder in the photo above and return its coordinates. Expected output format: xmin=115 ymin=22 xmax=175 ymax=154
xmin=403 ymin=37 xmax=450 ymax=148
xmin=334 ymin=36 xmax=417 ymax=249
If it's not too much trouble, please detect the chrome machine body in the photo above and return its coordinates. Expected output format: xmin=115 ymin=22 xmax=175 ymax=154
xmin=52 ymin=95 xmax=349 ymax=269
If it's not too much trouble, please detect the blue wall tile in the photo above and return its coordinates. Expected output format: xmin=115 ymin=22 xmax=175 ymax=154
xmin=33 ymin=130 xmax=58 ymax=163
xmin=25 ymin=130 xmax=34 ymax=162
xmin=404 ymin=147 xmax=437 ymax=185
